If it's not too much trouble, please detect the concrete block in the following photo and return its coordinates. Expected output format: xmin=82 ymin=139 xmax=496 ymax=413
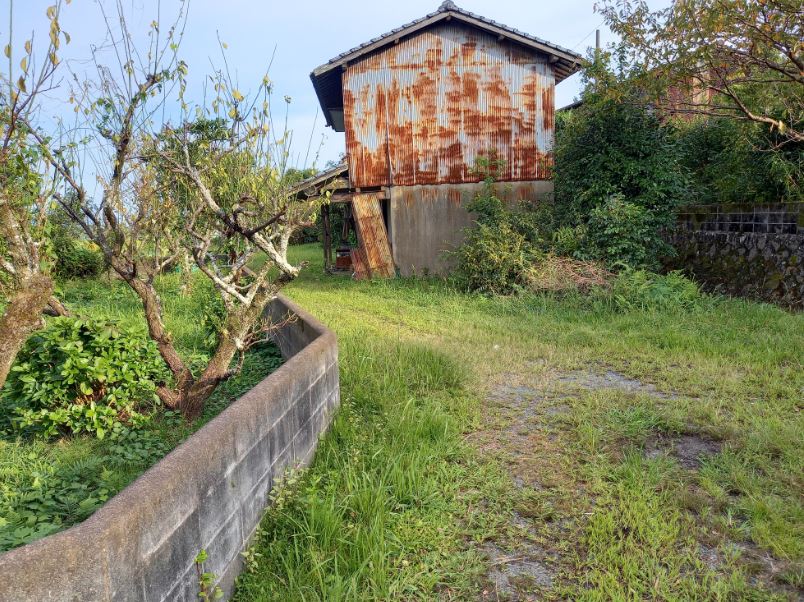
xmin=140 ymin=509 xmax=201 ymax=602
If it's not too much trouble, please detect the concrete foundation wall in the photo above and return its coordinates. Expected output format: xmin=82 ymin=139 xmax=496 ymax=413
xmin=0 ymin=295 xmax=339 ymax=602
xmin=389 ymin=180 xmax=554 ymax=276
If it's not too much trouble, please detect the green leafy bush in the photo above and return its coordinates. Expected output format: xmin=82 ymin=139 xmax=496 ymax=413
xmin=52 ymin=235 xmax=104 ymax=280
xmin=0 ymin=419 xmax=177 ymax=550
xmin=595 ymin=268 xmax=703 ymax=312
xmin=451 ymin=174 xmax=540 ymax=295
xmin=584 ymin=195 xmax=674 ymax=271
xmin=675 ymin=117 xmax=802 ymax=205
xmin=553 ymin=67 xmax=686 ymax=269
xmin=1 ymin=317 xmax=169 ymax=439
xmin=0 ymin=343 xmax=282 ymax=552
xmin=452 ymin=221 xmax=534 ymax=296
xmin=551 ymin=225 xmax=587 ymax=258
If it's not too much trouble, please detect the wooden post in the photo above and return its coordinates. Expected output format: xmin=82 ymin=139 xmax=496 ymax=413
xmin=322 ymin=203 xmax=332 ymax=272
xmin=342 ymin=202 xmax=352 ymax=244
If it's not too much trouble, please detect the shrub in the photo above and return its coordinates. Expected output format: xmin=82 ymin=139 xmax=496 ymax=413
xmin=0 ymin=418 xmax=179 ymax=550
xmin=554 ymin=94 xmax=686 ymax=224
xmin=52 ymin=235 xmax=104 ymax=280
xmin=551 ymin=225 xmax=587 ymax=258
xmin=450 ymin=170 xmax=542 ymax=295
xmin=584 ymin=195 xmax=674 ymax=271
xmin=0 ymin=317 xmax=169 ymax=439
xmin=553 ymin=70 xmax=686 ymax=268
xmin=452 ymin=221 xmax=534 ymax=296
xmin=508 ymin=200 xmax=553 ymax=248
xmin=595 ymin=268 xmax=703 ymax=312
xmin=674 ymin=117 xmax=802 ymax=204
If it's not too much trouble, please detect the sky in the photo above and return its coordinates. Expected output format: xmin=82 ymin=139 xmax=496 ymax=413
xmin=5 ymin=0 xmax=663 ymax=169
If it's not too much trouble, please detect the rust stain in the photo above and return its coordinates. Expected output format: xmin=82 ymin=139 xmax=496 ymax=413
xmin=351 ymin=247 xmax=369 ymax=280
xmin=352 ymin=193 xmax=395 ymax=279
xmin=421 ymin=186 xmax=439 ymax=204
xmin=343 ymin=23 xmax=556 ymax=188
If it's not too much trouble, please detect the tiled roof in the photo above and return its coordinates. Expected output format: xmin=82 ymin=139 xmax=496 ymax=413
xmin=313 ymin=1 xmax=582 ymax=77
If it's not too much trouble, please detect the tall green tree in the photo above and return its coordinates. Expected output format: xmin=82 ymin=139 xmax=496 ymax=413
xmin=553 ymin=57 xmax=687 ymax=269
xmin=599 ymin=0 xmax=804 ymax=143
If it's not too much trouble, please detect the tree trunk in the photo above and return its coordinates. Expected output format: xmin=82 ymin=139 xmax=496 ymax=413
xmin=169 ymin=298 xmax=270 ymax=420
xmin=0 ymin=274 xmax=53 ymax=390
xmin=113 ymin=262 xmax=194 ymax=402
xmin=43 ymin=295 xmax=71 ymax=317
xmin=176 ymin=336 xmax=239 ymax=419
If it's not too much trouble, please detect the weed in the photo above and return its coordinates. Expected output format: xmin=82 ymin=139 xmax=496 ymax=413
xmin=0 ymin=274 xmax=283 ymax=552
xmin=234 ymin=244 xmax=802 ymax=601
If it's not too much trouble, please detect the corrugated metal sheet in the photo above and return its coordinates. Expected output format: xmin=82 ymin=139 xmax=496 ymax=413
xmin=350 ymin=248 xmax=369 ymax=279
xmin=343 ymin=23 xmax=555 ymax=188
xmin=351 ymin=193 xmax=395 ymax=279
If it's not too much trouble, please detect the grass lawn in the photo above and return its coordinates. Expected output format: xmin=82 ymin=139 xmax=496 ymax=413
xmin=234 ymin=243 xmax=803 ymax=601
xmin=0 ymin=273 xmax=283 ymax=552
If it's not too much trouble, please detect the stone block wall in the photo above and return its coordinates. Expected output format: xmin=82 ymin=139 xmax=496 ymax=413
xmin=668 ymin=204 xmax=803 ymax=308
xmin=0 ymin=295 xmax=339 ymax=601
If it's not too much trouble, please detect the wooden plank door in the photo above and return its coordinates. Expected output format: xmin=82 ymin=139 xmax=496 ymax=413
xmin=351 ymin=193 xmax=395 ymax=278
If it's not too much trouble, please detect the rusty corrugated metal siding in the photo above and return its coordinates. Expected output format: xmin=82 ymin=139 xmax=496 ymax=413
xmin=343 ymin=23 xmax=555 ymax=188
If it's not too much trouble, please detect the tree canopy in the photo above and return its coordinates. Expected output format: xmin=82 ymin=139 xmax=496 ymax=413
xmin=599 ymin=0 xmax=804 ymax=143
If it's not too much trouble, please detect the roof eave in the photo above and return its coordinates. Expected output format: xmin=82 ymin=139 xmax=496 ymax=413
xmin=309 ymin=70 xmax=335 ymax=129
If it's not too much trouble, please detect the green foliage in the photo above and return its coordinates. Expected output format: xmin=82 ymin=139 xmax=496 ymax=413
xmin=452 ymin=222 xmax=534 ymax=296
xmin=451 ymin=170 xmax=546 ymax=295
xmin=47 ymin=201 xmax=105 ymax=280
xmin=553 ymin=73 xmax=686 ymax=269
xmin=554 ymin=94 xmax=685 ymax=226
xmin=0 ymin=332 xmax=282 ymax=552
xmin=195 ymin=549 xmax=225 ymax=600
xmin=551 ymin=225 xmax=587 ymax=258
xmin=599 ymin=0 xmax=803 ymax=145
xmin=450 ymin=176 xmax=538 ymax=295
xmin=509 ymin=200 xmax=554 ymax=249
xmin=465 ymin=178 xmax=506 ymax=226
xmin=595 ymin=268 xmax=703 ymax=312
xmin=1 ymin=317 xmax=169 ymax=439
xmin=584 ymin=195 xmax=673 ymax=271
xmin=675 ymin=118 xmax=803 ymax=204
xmin=52 ymin=236 xmax=104 ymax=280
xmin=0 ymin=423 xmax=173 ymax=550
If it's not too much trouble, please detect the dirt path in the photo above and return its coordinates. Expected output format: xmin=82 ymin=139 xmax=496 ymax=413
xmin=466 ymin=362 xmax=741 ymax=601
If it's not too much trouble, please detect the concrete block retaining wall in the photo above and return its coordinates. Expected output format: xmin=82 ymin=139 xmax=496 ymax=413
xmin=0 ymin=294 xmax=339 ymax=601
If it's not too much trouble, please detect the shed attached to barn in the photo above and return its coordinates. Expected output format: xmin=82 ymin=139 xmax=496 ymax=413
xmin=308 ymin=1 xmax=582 ymax=277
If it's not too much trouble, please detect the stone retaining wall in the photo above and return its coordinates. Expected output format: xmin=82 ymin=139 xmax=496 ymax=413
xmin=0 ymin=294 xmax=339 ymax=601
xmin=667 ymin=229 xmax=803 ymax=309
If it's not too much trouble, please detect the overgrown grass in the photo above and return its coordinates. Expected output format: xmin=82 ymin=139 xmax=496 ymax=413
xmin=0 ymin=272 xmax=282 ymax=551
xmin=234 ymin=243 xmax=803 ymax=601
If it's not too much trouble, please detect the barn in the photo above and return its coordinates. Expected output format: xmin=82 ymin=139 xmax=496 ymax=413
xmin=304 ymin=1 xmax=582 ymax=277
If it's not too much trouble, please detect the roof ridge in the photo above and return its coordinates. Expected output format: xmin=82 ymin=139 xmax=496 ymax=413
xmin=309 ymin=5 xmax=584 ymax=129
xmin=312 ymin=4 xmax=582 ymax=76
